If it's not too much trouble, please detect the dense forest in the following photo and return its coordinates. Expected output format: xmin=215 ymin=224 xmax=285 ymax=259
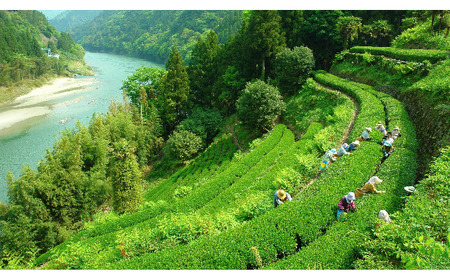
xmin=69 ymin=10 xmax=243 ymax=63
xmin=48 ymin=10 xmax=103 ymax=32
xmin=0 ymin=10 xmax=91 ymax=103
xmin=68 ymin=10 xmax=410 ymax=68
xmin=0 ymin=10 xmax=449 ymax=270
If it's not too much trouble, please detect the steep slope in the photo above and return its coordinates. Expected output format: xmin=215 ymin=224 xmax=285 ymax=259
xmin=36 ymin=78 xmax=356 ymax=269
xmin=48 ymin=10 xmax=102 ymax=32
xmin=107 ymin=72 xmax=385 ymax=269
xmin=267 ymin=71 xmax=418 ymax=269
xmin=70 ymin=10 xmax=242 ymax=63
xmin=331 ymin=46 xmax=449 ymax=178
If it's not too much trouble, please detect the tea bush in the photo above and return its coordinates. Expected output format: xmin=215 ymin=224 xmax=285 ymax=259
xmin=110 ymin=142 xmax=383 ymax=269
xmin=107 ymin=71 xmax=385 ymax=269
xmin=266 ymin=75 xmax=418 ymax=270
xmin=350 ymin=46 xmax=449 ymax=63
xmin=146 ymin=134 xmax=236 ymax=202
xmin=354 ymin=146 xmax=450 ymax=269
xmin=36 ymin=125 xmax=287 ymax=268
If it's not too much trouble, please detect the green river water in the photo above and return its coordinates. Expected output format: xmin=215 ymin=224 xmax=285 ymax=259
xmin=0 ymin=52 xmax=163 ymax=202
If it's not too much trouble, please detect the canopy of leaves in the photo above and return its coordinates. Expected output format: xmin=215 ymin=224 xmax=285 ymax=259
xmin=122 ymin=66 xmax=166 ymax=106
xmin=71 ymin=10 xmax=242 ymax=63
xmin=158 ymin=46 xmax=191 ymax=132
xmin=337 ymin=16 xmax=363 ymax=49
xmin=274 ymin=46 xmax=315 ymax=95
xmin=167 ymin=130 xmax=203 ymax=160
xmin=236 ymin=79 xmax=286 ymax=132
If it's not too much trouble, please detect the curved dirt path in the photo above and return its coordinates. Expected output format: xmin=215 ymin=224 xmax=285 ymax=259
xmin=293 ymin=82 xmax=360 ymax=198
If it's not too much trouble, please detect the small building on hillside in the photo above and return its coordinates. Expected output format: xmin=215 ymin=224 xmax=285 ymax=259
xmin=41 ymin=48 xmax=59 ymax=59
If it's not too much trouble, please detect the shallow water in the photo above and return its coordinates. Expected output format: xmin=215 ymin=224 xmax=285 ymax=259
xmin=0 ymin=52 xmax=163 ymax=202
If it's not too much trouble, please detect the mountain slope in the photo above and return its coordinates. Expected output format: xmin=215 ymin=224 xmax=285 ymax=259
xmin=49 ymin=10 xmax=102 ymax=32
xmin=70 ymin=10 xmax=242 ymax=62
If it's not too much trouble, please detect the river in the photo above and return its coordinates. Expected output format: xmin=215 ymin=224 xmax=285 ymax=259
xmin=0 ymin=52 xmax=163 ymax=203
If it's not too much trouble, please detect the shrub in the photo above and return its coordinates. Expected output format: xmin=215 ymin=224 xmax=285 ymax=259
xmin=350 ymin=46 xmax=449 ymax=63
xmin=167 ymin=130 xmax=203 ymax=160
xmin=236 ymin=80 xmax=286 ymax=132
xmin=155 ymin=213 xmax=213 ymax=245
xmin=274 ymin=46 xmax=315 ymax=95
xmin=173 ymin=186 xmax=192 ymax=199
xmin=391 ymin=18 xmax=450 ymax=50
xmin=177 ymin=107 xmax=223 ymax=142
xmin=362 ymin=52 xmax=375 ymax=65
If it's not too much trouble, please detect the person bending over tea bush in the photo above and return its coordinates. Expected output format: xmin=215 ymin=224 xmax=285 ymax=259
xmin=391 ymin=126 xmax=402 ymax=140
xmin=338 ymin=143 xmax=352 ymax=157
xmin=378 ymin=210 xmax=391 ymax=223
xmin=381 ymin=132 xmax=395 ymax=157
xmin=355 ymin=176 xmax=386 ymax=198
xmin=273 ymin=189 xmax=292 ymax=208
xmin=346 ymin=140 xmax=360 ymax=152
xmin=375 ymin=121 xmax=387 ymax=135
xmin=357 ymin=127 xmax=372 ymax=141
xmin=320 ymin=148 xmax=338 ymax=171
xmin=337 ymin=192 xmax=356 ymax=221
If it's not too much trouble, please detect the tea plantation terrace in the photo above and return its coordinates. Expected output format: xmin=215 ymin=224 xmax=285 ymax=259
xmin=35 ymin=47 xmax=424 ymax=270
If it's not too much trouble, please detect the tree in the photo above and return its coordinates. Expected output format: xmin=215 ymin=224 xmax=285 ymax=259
xmin=188 ymin=30 xmax=219 ymax=107
xmin=110 ymin=139 xmax=143 ymax=214
xmin=158 ymin=46 xmax=191 ymax=132
xmin=57 ymin=32 xmax=75 ymax=52
xmin=178 ymin=107 xmax=223 ymax=143
xmin=299 ymin=10 xmax=344 ymax=69
xmin=236 ymin=80 xmax=286 ymax=132
xmin=274 ymin=46 xmax=315 ymax=95
xmin=360 ymin=20 xmax=393 ymax=46
xmin=122 ymin=66 xmax=166 ymax=106
xmin=215 ymin=65 xmax=247 ymax=115
xmin=244 ymin=10 xmax=286 ymax=81
xmin=167 ymin=130 xmax=203 ymax=161
xmin=279 ymin=10 xmax=304 ymax=48
xmin=230 ymin=10 xmax=286 ymax=82
xmin=337 ymin=16 xmax=362 ymax=49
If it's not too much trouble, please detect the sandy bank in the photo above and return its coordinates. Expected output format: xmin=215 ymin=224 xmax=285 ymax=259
xmin=0 ymin=77 xmax=96 ymax=133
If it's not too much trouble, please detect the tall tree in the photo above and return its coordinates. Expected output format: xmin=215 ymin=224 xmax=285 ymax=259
xmin=158 ymin=46 xmax=191 ymax=132
xmin=279 ymin=10 xmax=304 ymax=48
xmin=188 ymin=30 xmax=219 ymax=108
xmin=110 ymin=139 xmax=143 ymax=214
xmin=245 ymin=10 xmax=286 ymax=81
xmin=232 ymin=10 xmax=286 ymax=82
xmin=337 ymin=16 xmax=362 ymax=49
xmin=122 ymin=66 xmax=165 ymax=106
xmin=299 ymin=10 xmax=344 ymax=70
xmin=274 ymin=46 xmax=315 ymax=95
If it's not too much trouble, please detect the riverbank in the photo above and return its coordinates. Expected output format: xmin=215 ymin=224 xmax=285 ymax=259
xmin=0 ymin=76 xmax=97 ymax=137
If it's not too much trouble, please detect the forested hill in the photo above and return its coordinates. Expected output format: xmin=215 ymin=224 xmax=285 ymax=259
xmin=48 ymin=10 xmax=103 ymax=32
xmin=0 ymin=10 xmax=91 ymax=102
xmin=70 ymin=10 xmax=243 ymax=63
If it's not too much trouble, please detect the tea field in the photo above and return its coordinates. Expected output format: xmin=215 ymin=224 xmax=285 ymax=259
xmin=34 ymin=46 xmax=449 ymax=270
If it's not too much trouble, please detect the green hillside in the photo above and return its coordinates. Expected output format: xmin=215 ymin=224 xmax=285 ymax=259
xmin=0 ymin=10 xmax=448 ymax=270
xmin=48 ymin=10 xmax=103 ymax=32
xmin=0 ymin=10 xmax=92 ymax=104
xmin=70 ymin=10 xmax=243 ymax=63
